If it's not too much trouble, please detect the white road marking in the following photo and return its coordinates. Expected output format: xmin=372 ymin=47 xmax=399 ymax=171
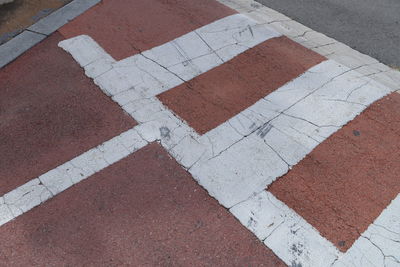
xmin=0 ymin=128 xmax=147 ymax=226
xmin=1 ymin=12 xmax=398 ymax=267
xmin=59 ymin=29 xmax=394 ymax=266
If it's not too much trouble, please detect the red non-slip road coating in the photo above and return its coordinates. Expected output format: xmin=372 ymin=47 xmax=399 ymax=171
xmin=0 ymin=143 xmax=285 ymax=266
xmin=158 ymin=36 xmax=326 ymax=134
xmin=269 ymin=93 xmax=400 ymax=252
xmin=59 ymin=0 xmax=236 ymax=60
xmin=0 ymin=32 xmax=135 ymax=196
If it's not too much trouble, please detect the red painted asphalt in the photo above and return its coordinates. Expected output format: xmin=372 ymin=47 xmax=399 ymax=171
xmin=270 ymin=92 xmax=400 ymax=252
xmin=159 ymin=36 xmax=325 ymax=134
xmin=0 ymin=32 xmax=135 ymax=195
xmin=59 ymin=0 xmax=236 ymax=60
xmin=0 ymin=143 xmax=285 ymax=266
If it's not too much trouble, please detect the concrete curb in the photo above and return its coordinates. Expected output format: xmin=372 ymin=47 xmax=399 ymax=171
xmin=217 ymin=0 xmax=400 ymax=92
xmin=0 ymin=0 xmax=100 ymax=69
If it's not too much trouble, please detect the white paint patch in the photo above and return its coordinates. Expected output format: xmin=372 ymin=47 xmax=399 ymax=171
xmin=58 ymin=35 xmax=116 ymax=79
xmin=3 ymin=179 xmax=52 ymax=218
xmin=195 ymin=13 xmax=280 ymax=62
xmin=0 ymin=197 xmax=13 ymax=226
xmin=191 ymin=134 xmax=289 ymax=207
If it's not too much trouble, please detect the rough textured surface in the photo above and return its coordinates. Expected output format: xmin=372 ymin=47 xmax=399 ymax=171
xmin=269 ymin=92 xmax=400 ymax=252
xmin=256 ymin=0 xmax=400 ymax=68
xmin=59 ymin=0 xmax=236 ymax=60
xmin=159 ymin=36 xmax=326 ymax=134
xmin=0 ymin=143 xmax=285 ymax=267
xmin=0 ymin=32 xmax=135 ymax=195
xmin=0 ymin=0 xmax=71 ymax=43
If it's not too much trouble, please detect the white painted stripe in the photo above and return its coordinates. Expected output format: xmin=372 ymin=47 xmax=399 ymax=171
xmin=0 ymin=128 xmax=147 ymax=226
xmin=58 ymin=34 xmax=116 ymax=78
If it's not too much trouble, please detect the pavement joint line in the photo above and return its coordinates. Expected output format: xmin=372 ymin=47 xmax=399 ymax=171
xmin=25 ymin=29 xmax=48 ymax=37
xmin=1 ymin=4 xmax=400 ymax=267
xmin=0 ymin=0 xmax=101 ymax=69
xmin=57 ymin=14 xmax=396 ymax=266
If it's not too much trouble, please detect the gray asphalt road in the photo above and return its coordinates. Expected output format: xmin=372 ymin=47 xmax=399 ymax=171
xmin=256 ymin=0 xmax=400 ymax=68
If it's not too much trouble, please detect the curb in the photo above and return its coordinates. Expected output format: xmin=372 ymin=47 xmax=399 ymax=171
xmin=0 ymin=0 xmax=100 ymax=69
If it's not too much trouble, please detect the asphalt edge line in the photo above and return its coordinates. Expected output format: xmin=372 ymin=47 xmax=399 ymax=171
xmin=0 ymin=0 xmax=101 ymax=69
